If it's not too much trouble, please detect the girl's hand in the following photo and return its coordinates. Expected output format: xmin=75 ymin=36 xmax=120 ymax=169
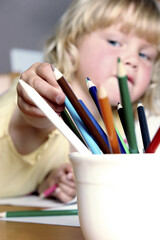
xmin=37 ymin=163 xmax=76 ymax=203
xmin=17 ymin=62 xmax=66 ymax=129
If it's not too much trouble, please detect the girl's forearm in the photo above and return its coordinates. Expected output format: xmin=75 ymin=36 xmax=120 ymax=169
xmin=9 ymin=107 xmax=55 ymax=155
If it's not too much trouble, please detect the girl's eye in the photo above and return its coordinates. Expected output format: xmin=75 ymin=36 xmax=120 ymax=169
xmin=139 ymin=52 xmax=151 ymax=61
xmin=107 ymin=40 xmax=121 ymax=46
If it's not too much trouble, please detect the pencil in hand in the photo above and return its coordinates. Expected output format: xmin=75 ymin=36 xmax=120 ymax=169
xmin=53 ymin=67 xmax=111 ymax=154
xmin=18 ymin=79 xmax=90 ymax=154
xmin=97 ymin=85 xmax=120 ymax=154
xmin=40 ymin=184 xmax=58 ymax=199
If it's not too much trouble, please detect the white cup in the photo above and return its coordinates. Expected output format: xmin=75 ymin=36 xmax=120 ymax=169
xmin=69 ymin=153 xmax=160 ymax=240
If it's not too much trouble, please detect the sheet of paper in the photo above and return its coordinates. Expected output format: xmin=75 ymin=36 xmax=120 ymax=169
xmin=0 ymin=214 xmax=80 ymax=227
xmin=0 ymin=195 xmax=79 ymax=226
xmin=0 ymin=195 xmax=77 ymax=208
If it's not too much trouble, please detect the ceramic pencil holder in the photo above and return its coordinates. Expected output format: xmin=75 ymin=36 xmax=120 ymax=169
xmin=69 ymin=152 xmax=160 ymax=240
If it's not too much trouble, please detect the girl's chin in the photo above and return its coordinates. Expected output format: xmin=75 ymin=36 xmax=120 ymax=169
xmin=108 ymin=97 xmax=121 ymax=107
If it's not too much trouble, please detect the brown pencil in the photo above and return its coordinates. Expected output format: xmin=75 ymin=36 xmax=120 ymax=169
xmin=98 ymin=86 xmax=120 ymax=154
xmin=53 ymin=67 xmax=111 ymax=154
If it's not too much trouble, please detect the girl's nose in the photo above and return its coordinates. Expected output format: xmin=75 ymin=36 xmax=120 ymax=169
xmin=121 ymin=51 xmax=138 ymax=70
xmin=124 ymin=58 xmax=138 ymax=69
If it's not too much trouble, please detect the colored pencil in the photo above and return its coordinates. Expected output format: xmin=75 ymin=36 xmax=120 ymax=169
xmin=53 ymin=67 xmax=111 ymax=154
xmin=117 ymin=102 xmax=127 ymax=137
xmin=117 ymin=58 xmax=139 ymax=153
xmin=65 ymin=96 xmax=102 ymax=154
xmin=79 ymin=99 xmax=110 ymax=149
xmin=114 ymin=125 xmax=129 ymax=154
xmin=40 ymin=184 xmax=58 ymax=199
xmin=137 ymin=102 xmax=150 ymax=151
xmin=145 ymin=127 xmax=160 ymax=153
xmin=86 ymin=78 xmax=127 ymax=154
xmin=61 ymin=108 xmax=86 ymax=145
xmin=97 ymin=86 xmax=120 ymax=154
xmin=19 ymin=80 xmax=91 ymax=155
xmin=86 ymin=77 xmax=102 ymax=116
xmin=0 ymin=209 xmax=78 ymax=218
xmin=80 ymin=99 xmax=128 ymax=154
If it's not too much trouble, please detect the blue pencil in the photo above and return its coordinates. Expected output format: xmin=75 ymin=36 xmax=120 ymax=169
xmin=65 ymin=96 xmax=102 ymax=154
xmin=86 ymin=77 xmax=102 ymax=116
xmin=137 ymin=102 xmax=150 ymax=151
xmin=79 ymin=99 xmax=111 ymax=149
xmin=79 ymin=100 xmax=128 ymax=154
xmin=86 ymin=79 xmax=127 ymax=153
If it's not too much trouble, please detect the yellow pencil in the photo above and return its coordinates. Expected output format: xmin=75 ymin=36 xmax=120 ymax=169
xmin=97 ymin=86 xmax=120 ymax=154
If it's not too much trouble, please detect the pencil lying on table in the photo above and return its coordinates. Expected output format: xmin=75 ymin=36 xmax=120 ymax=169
xmin=0 ymin=209 xmax=78 ymax=218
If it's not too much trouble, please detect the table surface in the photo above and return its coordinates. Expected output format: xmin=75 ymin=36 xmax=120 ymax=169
xmin=0 ymin=205 xmax=85 ymax=240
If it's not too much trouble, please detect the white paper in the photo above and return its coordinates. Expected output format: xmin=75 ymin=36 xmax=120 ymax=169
xmin=0 ymin=195 xmax=77 ymax=208
xmin=0 ymin=195 xmax=79 ymax=226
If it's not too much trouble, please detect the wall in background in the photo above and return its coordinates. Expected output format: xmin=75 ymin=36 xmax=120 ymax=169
xmin=0 ymin=0 xmax=72 ymax=73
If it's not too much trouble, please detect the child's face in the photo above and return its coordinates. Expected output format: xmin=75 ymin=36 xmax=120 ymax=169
xmin=76 ymin=24 xmax=158 ymax=106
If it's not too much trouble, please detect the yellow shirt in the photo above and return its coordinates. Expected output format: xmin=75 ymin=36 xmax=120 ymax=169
xmin=0 ymin=80 xmax=69 ymax=197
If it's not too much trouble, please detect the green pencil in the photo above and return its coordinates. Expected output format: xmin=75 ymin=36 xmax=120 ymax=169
xmin=0 ymin=209 xmax=78 ymax=218
xmin=115 ymin=125 xmax=129 ymax=154
xmin=117 ymin=58 xmax=139 ymax=153
xmin=61 ymin=108 xmax=86 ymax=145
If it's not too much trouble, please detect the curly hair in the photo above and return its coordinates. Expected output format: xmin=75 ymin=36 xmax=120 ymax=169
xmin=44 ymin=0 xmax=160 ymax=114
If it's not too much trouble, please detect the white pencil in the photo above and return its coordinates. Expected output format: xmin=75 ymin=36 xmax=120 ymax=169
xmin=19 ymin=79 xmax=91 ymax=154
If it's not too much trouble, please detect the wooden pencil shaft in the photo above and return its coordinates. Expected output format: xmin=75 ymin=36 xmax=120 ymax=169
xmin=137 ymin=105 xmax=150 ymax=150
xmin=87 ymin=79 xmax=102 ymax=115
xmin=99 ymin=96 xmax=120 ymax=154
xmin=145 ymin=127 xmax=160 ymax=153
xmin=57 ymin=77 xmax=110 ymax=154
xmin=61 ymin=109 xmax=86 ymax=145
xmin=117 ymin=104 xmax=127 ymax=135
xmin=118 ymin=75 xmax=138 ymax=153
xmin=65 ymin=97 xmax=102 ymax=154
xmin=19 ymin=80 xmax=90 ymax=154
xmin=79 ymin=100 xmax=110 ymax=149
xmin=6 ymin=209 xmax=78 ymax=218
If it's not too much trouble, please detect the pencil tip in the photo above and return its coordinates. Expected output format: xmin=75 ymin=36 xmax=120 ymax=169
xmin=54 ymin=67 xmax=63 ymax=80
xmin=118 ymin=57 xmax=121 ymax=63
xmin=86 ymin=77 xmax=90 ymax=82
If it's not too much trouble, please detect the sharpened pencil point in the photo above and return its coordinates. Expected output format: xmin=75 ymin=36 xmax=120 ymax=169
xmin=54 ymin=67 xmax=63 ymax=80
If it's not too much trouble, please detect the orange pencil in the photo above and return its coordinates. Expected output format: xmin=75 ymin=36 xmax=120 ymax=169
xmin=97 ymin=86 xmax=120 ymax=154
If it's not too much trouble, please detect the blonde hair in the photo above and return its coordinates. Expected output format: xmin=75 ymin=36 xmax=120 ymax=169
xmin=44 ymin=0 xmax=160 ymax=113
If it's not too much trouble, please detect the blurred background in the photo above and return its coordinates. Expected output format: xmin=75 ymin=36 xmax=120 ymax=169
xmin=0 ymin=0 xmax=159 ymax=74
xmin=0 ymin=0 xmax=72 ymax=73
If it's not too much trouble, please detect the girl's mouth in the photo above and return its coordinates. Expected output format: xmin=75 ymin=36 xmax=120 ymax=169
xmin=127 ymin=75 xmax=134 ymax=84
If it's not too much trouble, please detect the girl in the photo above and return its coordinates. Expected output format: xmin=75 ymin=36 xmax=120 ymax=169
xmin=1 ymin=0 xmax=160 ymax=202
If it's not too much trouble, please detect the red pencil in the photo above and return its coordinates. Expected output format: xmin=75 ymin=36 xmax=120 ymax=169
xmin=145 ymin=127 xmax=160 ymax=153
